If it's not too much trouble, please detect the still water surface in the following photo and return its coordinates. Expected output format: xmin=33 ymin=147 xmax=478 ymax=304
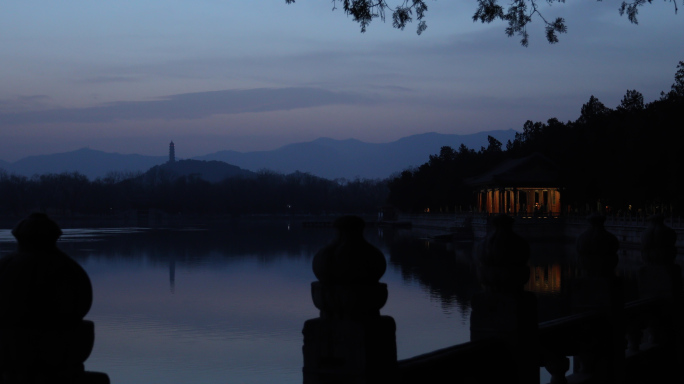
xmin=0 ymin=219 xmax=478 ymax=384
xmin=1 ymin=218 xmax=648 ymax=383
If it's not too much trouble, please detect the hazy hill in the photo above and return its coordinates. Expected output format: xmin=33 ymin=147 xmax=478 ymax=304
xmin=194 ymin=129 xmax=518 ymax=179
xmin=0 ymin=129 xmax=517 ymax=180
xmin=2 ymin=148 xmax=166 ymax=179
xmin=144 ymin=159 xmax=255 ymax=183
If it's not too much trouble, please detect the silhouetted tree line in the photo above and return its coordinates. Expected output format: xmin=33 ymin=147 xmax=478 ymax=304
xmin=387 ymin=136 xmax=506 ymax=212
xmin=0 ymin=168 xmax=388 ymax=216
xmin=388 ymin=61 xmax=684 ymax=215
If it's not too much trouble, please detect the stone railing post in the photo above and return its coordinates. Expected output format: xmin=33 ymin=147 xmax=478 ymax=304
xmin=0 ymin=213 xmax=109 ymax=383
xmin=571 ymin=214 xmax=624 ymax=384
xmin=636 ymin=214 xmax=683 ymax=380
xmin=302 ymin=216 xmax=397 ymax=384
xmin=638 ymin=214 xmax=681 ymax=299
xmin=470 ymin=214 xmax=539 ymax=384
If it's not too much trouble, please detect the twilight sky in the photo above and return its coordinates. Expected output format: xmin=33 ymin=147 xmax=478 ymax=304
xmin=0 ymin=1 xmax=681 ymax=162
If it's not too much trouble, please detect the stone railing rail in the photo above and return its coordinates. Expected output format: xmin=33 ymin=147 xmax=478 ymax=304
xmin=397 ymin=338 xmax=515 ymax=383
xmin=304 ymin=214 xmax=683 ymax=384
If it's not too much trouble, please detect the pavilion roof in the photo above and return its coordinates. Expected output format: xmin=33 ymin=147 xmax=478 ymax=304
xmin=466 ymin=153 xmax=560 ymax=188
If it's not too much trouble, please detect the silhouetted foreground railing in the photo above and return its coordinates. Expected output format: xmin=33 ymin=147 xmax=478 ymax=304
xmin=567 ymin=212 xmax=684 ymax=229
xmin=304 ymin=214 xmax=683 ymax=384
xmin=0 ymin=213 xmax=109 ymax=384
xmin=2 ymin=212 xmax=679 ymax=384
xmin=397 ymin=338 xmax=515 ymax=383
xmin=403 ymin=211 xmax=684 ymax=230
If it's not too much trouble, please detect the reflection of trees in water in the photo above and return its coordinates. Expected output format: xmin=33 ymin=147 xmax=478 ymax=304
xmin=43 ymin=219 xmax=649 ymax=318
xmin=383 ymin=232 xmax=480 ymax=315
xmin=525 ymin=241 xmax=645 ymax=320
xmin=382 ymin=234 xmax=647 ymax=322
xmin=384 ymin=235 xmax=581 ymax=321
xmin=58 ymin=220 xmax=334 ymax=267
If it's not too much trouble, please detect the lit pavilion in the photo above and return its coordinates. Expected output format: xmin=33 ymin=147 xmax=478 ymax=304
xmin=467 ymin=153 xmax=562 ymax=216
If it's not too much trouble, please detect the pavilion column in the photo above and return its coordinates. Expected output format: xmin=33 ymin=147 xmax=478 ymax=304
xmin=553 ymin=189 xmax=559 ymax=215
xmin=482 ymin=190 xmax=486 ymax=213
xmin=513 ymin=188 xmax=518 ymax=216
xmin=503 ymin=188 xmax=507 ymax=214
xmin=488 ymin=190 xmax=494 ymax=214
xmin=480 ymin=191 xmax=484 ymax=213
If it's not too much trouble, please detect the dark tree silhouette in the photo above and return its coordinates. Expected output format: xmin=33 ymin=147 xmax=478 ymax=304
xmin=387 ymin=61 xmax=684 ymax=215
xmin=0 ymin=168 xmax=388 ymax=217
xmin=284 ymin=0 xmax=679 ymax=45
xmin=663 ymin=60 xmax=684 ymax=98
xmin=484 ymin=135 xmax=503 ymax=153
xmin=618 ymin=89 xmax=645 ymax=112
xmin=578 ymin=95 xmax=610 ymax=124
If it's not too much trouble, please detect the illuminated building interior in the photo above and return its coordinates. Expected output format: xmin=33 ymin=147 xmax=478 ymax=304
xmin=467 ymin=153 xmax=562 ymax=216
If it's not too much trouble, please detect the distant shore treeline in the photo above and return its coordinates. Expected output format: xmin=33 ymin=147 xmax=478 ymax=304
xmin=3 ymin=62 xmax=682 ymax=218
xmin=0 ymin=168 xmax=388 ymax=217
xmin=387 ymin=61 xmax=684 ymax=215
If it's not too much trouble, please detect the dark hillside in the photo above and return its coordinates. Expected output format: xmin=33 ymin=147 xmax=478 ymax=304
xmin=147 ymin=159 xmax=255 ymax=183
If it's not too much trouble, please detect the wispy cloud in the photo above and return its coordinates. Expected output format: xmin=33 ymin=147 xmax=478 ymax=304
xmin=0 ymin=87 xmax=374 ymax=125
xmin=76 ymin=75 xmax=143 ymax=84
xmin=0 ymin=95 xmax=54 ymax=113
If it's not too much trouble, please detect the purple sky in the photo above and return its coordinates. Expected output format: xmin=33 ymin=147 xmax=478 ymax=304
xmin=0 ymin=1 xmax=681 ymax=161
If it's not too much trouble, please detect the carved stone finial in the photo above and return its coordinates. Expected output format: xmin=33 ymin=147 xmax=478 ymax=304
xmin=641 ymin=214 xmax=677 ymax=265
xmin=11 ymin=212 xmax=62 ymax=251
xmin=576 ymin=214 xmax=619 ymax=277
xmin=3 ymin=213 xmax=91 ymax=325
xmin=0 ymin=213 xmax=108 ymax=383
xmin=476 ymin=214 xmax=530 ymax=292
xmin=303 ymin=216 xmax=397 ymax=382
xmin=312 ymin=216 xmax=386 ymax=285
xmin=310 ymin=216 xmax=388 ymax=319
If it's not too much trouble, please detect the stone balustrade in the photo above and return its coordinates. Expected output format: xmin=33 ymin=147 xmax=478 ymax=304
xmin=0 ymin=213 xmax=109 ymax=384
xmin=305 ymin=214 xmax=684 ymax=384
xmin=2 ymin=212 xmax=678 ymax=383
xmin=302 ymin=216 xmax=397 ymax=384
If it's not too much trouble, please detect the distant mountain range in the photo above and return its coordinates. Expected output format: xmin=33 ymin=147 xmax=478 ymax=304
xmin=0 ymin=129 xmax=517 ymax=180
xmin=3 ymin=148 xmax=166 ymax=180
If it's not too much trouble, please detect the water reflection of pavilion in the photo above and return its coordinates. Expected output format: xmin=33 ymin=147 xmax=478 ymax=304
xmin=525 ymin=264 xmax=562 ymax=294
xmin=467 ymin=153 xmax=562 ymax=216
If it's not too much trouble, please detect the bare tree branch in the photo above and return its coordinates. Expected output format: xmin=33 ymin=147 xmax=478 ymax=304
xmin=286 ymin=0 xmax=679 ymax=45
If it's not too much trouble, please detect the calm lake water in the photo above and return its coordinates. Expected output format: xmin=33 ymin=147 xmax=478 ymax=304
xmin=0 ymin=218 xmax=653 ymax=383
xmin=0 ymin=219 xmax=478 ymax=384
